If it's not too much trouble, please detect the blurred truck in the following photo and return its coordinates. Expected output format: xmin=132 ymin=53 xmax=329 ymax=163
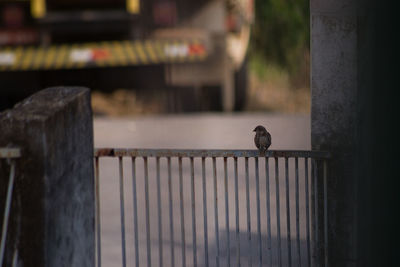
xmin=0 ymin=0 xmax=253 ymax=111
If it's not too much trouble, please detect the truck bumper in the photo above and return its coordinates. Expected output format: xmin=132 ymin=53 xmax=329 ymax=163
xmin=0 ymin=38 xmax=207 ymax=71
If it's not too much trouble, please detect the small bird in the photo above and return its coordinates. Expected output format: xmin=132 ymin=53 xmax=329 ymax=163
xmin=253 ymin=125 xmax=271 ymax=156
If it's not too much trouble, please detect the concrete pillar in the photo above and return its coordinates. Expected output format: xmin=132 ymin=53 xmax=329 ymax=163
xmin=311 ymin=0 xmax=396 ymax=266
xmin=0 ymin=87 xmax=94 ymax=267
xmin=311 ymin=1 xmax=358 ymax=266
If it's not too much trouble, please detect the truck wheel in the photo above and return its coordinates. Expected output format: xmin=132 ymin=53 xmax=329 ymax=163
xmin=234 ymin=55 xmax=248 ymax=111
xmin=167 ymin=86 xmax=202 ymax=113
xmin=201 ymin=85 xmax=223 ymax=111
xmin=169 ymin=85 xmax=224 ymax=112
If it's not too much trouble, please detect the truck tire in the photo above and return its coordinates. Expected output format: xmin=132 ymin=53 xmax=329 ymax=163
xmin=177 ymin=85 xmax=222 ymax=112
xmin=234 ymin=55 xmax=248 ymax=111
xmin=202 ymin=85 xmax=223 ymax=111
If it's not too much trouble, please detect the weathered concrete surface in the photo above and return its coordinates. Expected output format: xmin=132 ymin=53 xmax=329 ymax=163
xmin=0 ymin=87 xmax=95 ymax=267
xmin=311 ymin=1 xmax=359 ymax=266
xmin=311 ymin=0 xmax=397 ymax=266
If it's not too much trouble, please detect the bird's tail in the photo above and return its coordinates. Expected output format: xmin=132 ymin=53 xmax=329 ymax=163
xmin=259 ymin=149 xmax=266 ymax=157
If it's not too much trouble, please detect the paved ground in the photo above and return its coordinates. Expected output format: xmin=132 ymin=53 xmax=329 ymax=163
xmin=94 ymin=113 xmax=312 ymax=267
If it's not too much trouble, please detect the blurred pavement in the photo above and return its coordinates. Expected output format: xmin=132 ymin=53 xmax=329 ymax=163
xmin=94 ymin=113 xmax=310 ymax=150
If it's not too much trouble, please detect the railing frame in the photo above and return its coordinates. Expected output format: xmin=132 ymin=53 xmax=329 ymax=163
xmin=0 ymin=148 xmax=21 ymax=267
xmin=94 ymin=148 xmax=330 ymax=267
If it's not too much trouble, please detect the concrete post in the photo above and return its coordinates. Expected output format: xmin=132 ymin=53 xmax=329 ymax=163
xmin=0 ymin=87 xmax=95 ymax=267
xmin=311 ymin=0 xmax=397 ymax=266
xmin=310 ymin=1 xmax=358 ymax=266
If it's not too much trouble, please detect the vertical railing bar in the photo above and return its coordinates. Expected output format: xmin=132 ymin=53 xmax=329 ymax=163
xmin=89 ymin=150 xmax=328 ymax=267
xmin=118 ymin=157 xmax=127 ymax=267
xmin=295 ymin=157 xmax=301 ymax=267
xmin=190 ymin=157 xmax=198 ymax=267
xmin=179 ymin=157 xmax=186 ymax=267
xmin=156 ymin=157 xmax=163 ymax=267
xmin=212 ymin=157 xmax=220 ymax=267
xmin=275 ymin=157 xmax=282 ymax=267
xmin=223 ymin=157 xmax=231 ymax=267
xmin=234 ymin=157 xmax=241 ymax=267
xmin=285 ymin=157 xmax=292 ymax=267
xmin=304 ymin=158 xmax=311 ymax=266
xmin=0 ymin=160 xmax=16 ymax=267
xmin=11 ymin=248 xmax=18 ymax=267
xmin=304 ymin=158 xmax=311 ymax=267
xmin=144 ymin=157 xmax=152 ymax=267
xmin=94 ymin=157 xmax=102 ymax=267
xmin=312 ymin=159 xmax=319 ymax=267
xmin=255 ymin=157 xmax=262 ymax=267
xmin=202 ymin=157 xmax=209 ymax=267
xmin=167 ymin=157 xmax=175 ymax=267
xmin=131 ymin=157 xmax=140 ymax=267
xmin=323 ymin=161 xmax=329 ymax=267
xmin=265 ymin=157 xmax=272 ymax=267
xmin=245 ymin=157 xmax=252 ymax=267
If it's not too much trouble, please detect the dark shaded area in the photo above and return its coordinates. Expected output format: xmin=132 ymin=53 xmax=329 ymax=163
xmin=47 ymin=0 xmax=125 ymax=10
xmin=202 ymin=230 xmax=311 ymax=267
xmin=356 ymin=0 xmax=397 ymax=266
xmin=161 ymin=230 xmax=312 ymax=267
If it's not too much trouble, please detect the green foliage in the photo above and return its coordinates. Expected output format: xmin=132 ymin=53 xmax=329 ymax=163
xmin=249 ymin=53 xmax=289 ymax=84
xmin=250 ymin=0 xmax=310 ymax=75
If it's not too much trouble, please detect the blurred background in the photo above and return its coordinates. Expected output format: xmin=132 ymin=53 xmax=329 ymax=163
xmin=0 ymin=0 xmax=310 ymax=115
xmin=0 ymin=2 xmax=312 ymax=266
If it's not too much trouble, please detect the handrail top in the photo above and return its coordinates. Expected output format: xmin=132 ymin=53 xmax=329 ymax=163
xmin=94 ymin=148 xmax=331 ymax=159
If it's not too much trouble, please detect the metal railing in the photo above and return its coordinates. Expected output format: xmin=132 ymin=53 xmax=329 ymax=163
xmin=0 ymin=148 xmax=21 ymax=267
xmin=94 ymin=148 xmax=330 ymax=267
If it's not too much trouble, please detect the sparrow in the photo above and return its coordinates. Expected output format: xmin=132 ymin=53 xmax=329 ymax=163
xmin=253 ymin=125 xmax=271 ymax=156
